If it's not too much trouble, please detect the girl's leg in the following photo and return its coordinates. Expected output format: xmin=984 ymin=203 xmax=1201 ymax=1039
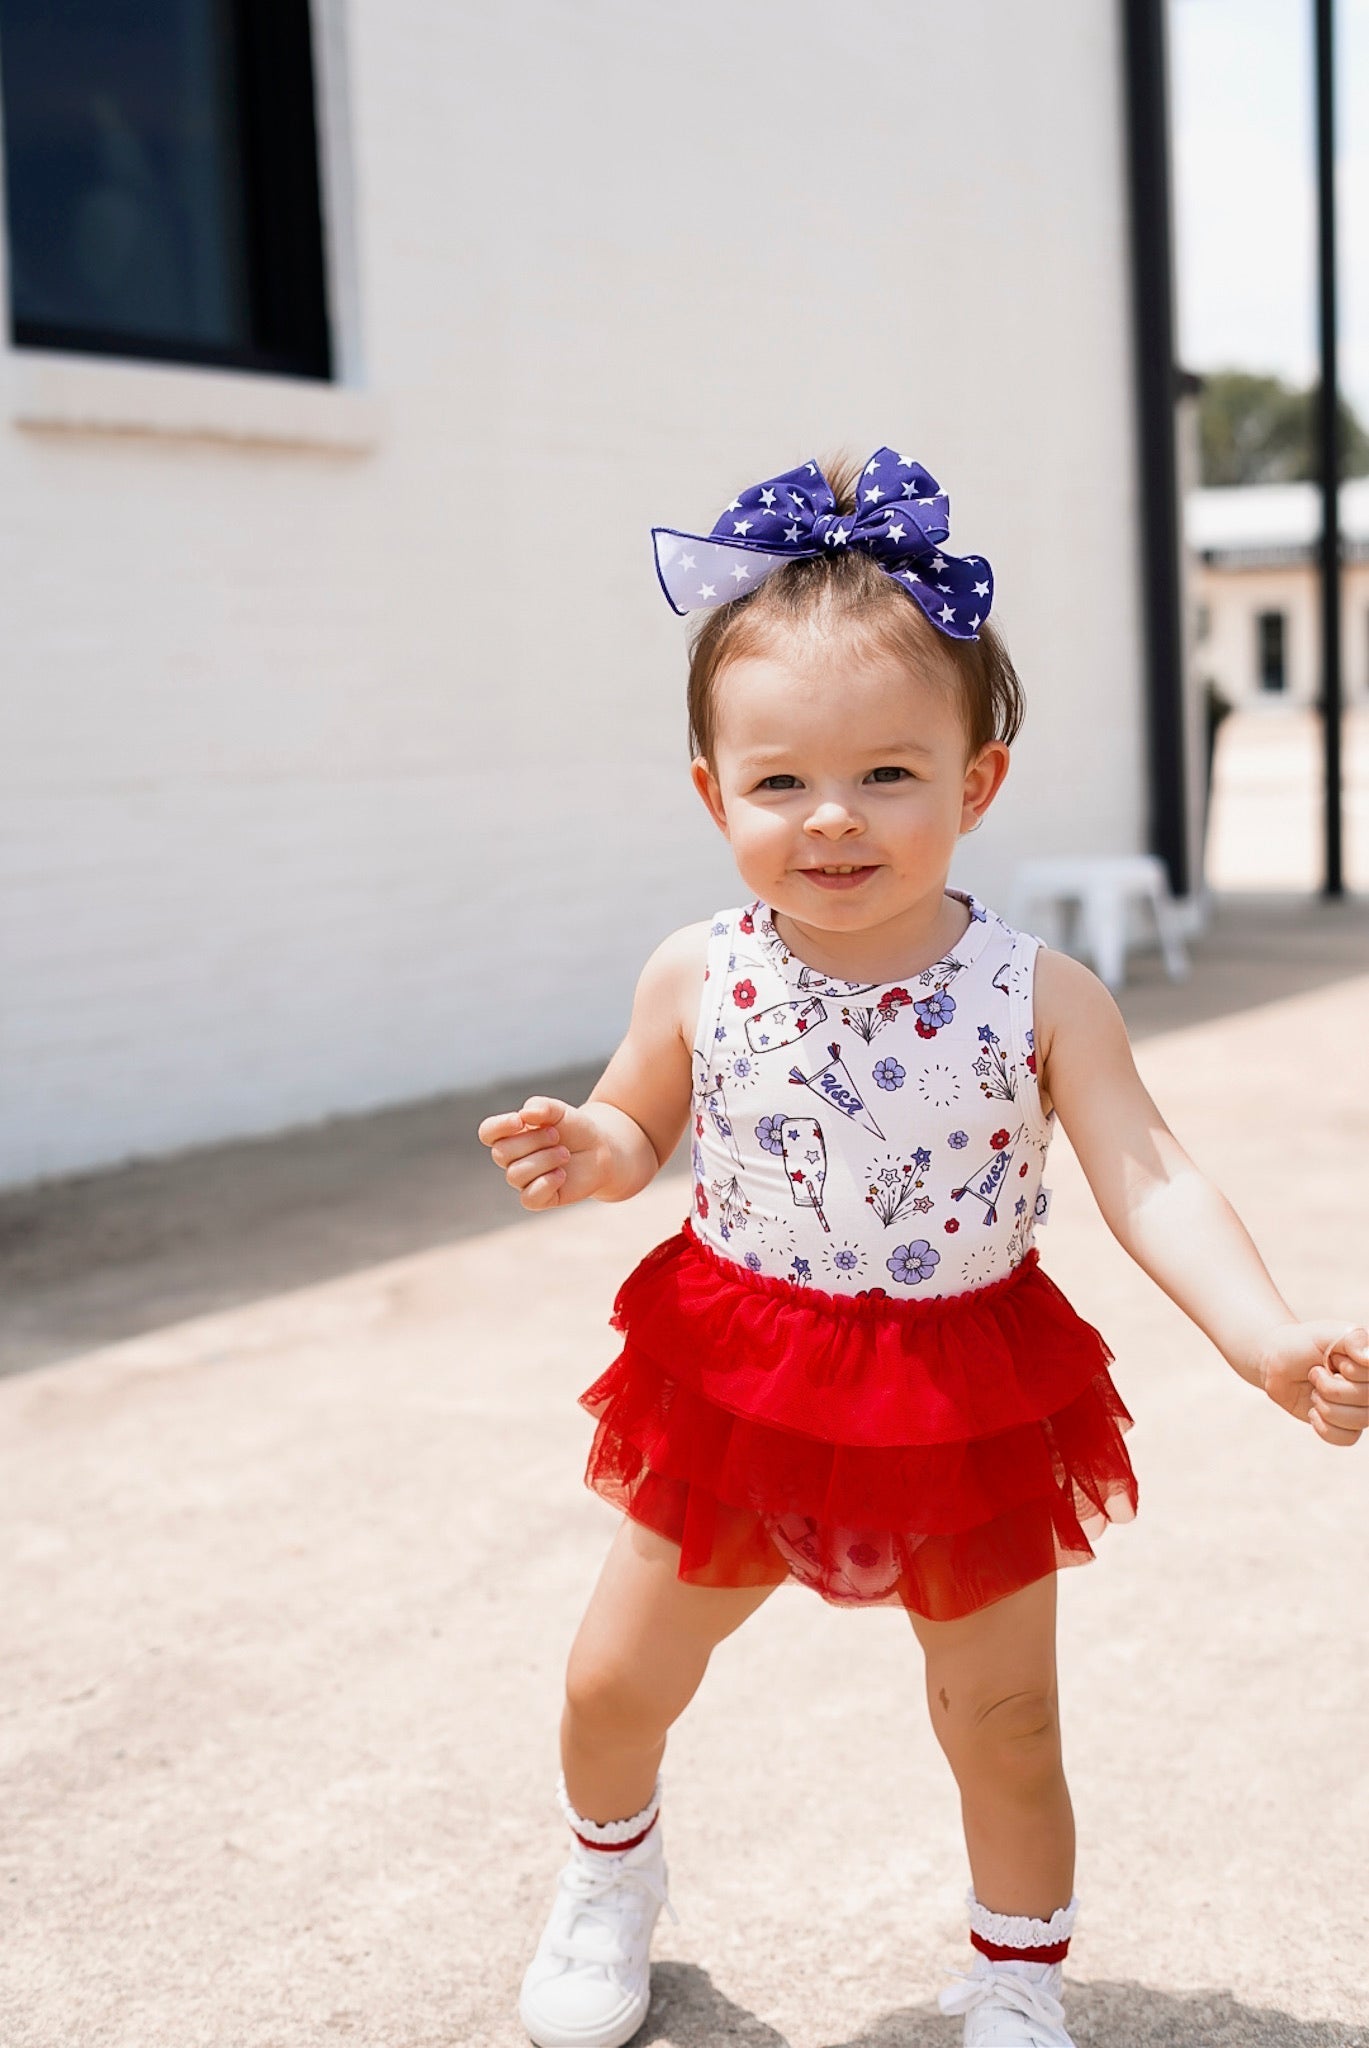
xmin=909 ymin=1573 xmax=1073 ymax=1918
xmin=561 ymin=1514 xmax=779 ymax=1822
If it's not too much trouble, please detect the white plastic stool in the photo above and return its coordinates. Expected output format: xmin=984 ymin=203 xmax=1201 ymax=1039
xmin=1007 ymin=854 xmax=1190 ymax=992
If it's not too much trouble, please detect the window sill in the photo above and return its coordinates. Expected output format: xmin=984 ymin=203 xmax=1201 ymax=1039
xmin=5 ymin=349 xmax=383 ymax=452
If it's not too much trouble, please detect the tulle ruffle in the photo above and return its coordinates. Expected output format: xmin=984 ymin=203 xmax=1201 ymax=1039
xmin=579 ymin=1222 xmax=1137 ymax=1620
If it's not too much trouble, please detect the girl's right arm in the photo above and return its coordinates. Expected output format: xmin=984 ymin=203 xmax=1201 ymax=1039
xmin=477 ymin=922 xmax=708 ymax=1211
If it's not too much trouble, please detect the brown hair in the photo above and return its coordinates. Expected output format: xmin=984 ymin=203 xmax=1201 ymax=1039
xmin=686 ymin=452 xmax=1024 ymax=766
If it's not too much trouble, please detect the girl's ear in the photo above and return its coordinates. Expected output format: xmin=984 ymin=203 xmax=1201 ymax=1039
xmin=960 ymin=741 xmax=1010 ymax=834
xmin=691 ymin=755 xmax=730 ymax=837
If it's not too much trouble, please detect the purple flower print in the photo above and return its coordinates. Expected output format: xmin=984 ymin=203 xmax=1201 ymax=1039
xmin=872 ymin=1057 xmax=906 ymax=1091
xmin=886 ymin=1239 xmax=940 ymax=1286
xmin=756 ymin=1115 xmax=784 ymax=1155
xmin=833 ymin=1247 xmax=859 ymax=1271
xmin=948 ymin=1129 xmax=969 ymax=1149
xmin=744 ymin=1251 xmax=763 ymax=1272
xmin=914 ymin=991 xmax=955 ymax=1035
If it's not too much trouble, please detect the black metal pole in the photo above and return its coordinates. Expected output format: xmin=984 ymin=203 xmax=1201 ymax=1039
xmin=1315 ymin=0 xmax=1344 ymax=897
xmin=1122 ymin=0 xmax=1189 ymax=899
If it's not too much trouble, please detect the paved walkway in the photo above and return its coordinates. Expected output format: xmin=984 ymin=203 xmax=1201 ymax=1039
xmin=3 ymin=894 xmax=1368 ymax=2047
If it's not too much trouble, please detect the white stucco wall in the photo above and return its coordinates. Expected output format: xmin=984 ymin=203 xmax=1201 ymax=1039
xmin=0 ymin=0 xmax=1149 ymax=1187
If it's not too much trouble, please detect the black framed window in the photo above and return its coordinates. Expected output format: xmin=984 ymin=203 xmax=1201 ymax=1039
xmin=1256 ymin=609 xmax=1287 ymax=693
xmin=0 ymin=0 xmax=331 ymax=379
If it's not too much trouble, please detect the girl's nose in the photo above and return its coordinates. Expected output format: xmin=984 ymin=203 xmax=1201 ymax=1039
xmin=804 ymin=798 xmax=864 ymax=837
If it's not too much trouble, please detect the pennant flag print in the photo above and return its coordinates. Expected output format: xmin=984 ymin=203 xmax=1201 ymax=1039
xmin=789 ymin=1042 xmax=885 ymax=1140
xmin=950 ymin=1127 xmax=1022 ymax=1224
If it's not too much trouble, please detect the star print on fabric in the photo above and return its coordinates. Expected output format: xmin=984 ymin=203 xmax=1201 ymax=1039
xmin=650 ymin=447 xmax=994 ymax=640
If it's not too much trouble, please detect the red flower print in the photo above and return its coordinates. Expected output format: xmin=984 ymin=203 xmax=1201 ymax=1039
xmin=847 ymin=1541 xmax=880 ymax=1569
xmin=739 ymin=908 xmax=755 ymax=934
xmin=732 ymin=979 xmax=757 ymax=1009
xmin=1027 ymin=1053 xmax=1037 ymax=1074
xmin=915 ymin=1019 xmax=937 ymax=1039
xmin=1019 ymin=1161 xmax=1029 ymax=1176
xmin=944 ymin=1218 xmax=960 ymax=1233
xmin=694 ymin=1184 xmax=709 ymax=1218
xmin=878 ymin=986 xmax=912 ymax=1011
xmin=990 ymin=1129 xmax=1010 ymax=1149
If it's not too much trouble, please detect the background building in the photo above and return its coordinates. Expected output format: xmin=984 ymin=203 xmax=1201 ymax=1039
xmin=1187 ymin=480 xmax=1369 ymax=709
xmin=0 ymin=2 xmax=1192 ymax=1188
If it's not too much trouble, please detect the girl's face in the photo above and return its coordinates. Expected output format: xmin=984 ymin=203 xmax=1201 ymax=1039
xmin=690 ymin=636 xmax=1009 ymax=961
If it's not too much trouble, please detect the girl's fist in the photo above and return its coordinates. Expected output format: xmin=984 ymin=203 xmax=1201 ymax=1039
xmin=476 ymin=1096 xmax=606 ymax=1209
xmin=1261 ymin=1320 xmax=1369 ymax=1446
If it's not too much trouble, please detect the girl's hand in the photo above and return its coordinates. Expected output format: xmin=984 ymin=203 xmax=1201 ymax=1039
xmin=477 ymin=1096 xmax=610 ymax=1210
xmin=1257 ymin=1321 xmax=1369 ymax=1446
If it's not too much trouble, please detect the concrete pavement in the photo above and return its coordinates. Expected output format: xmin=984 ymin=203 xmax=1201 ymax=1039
xmin=3 ymin=892 xmax=1369 ymax=2048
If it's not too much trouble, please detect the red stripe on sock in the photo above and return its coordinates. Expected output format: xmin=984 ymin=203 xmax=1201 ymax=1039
xmin=572 ymin=1811 xmax=659 ymax=1854
xmin=971 ymin=1930 xmax=1071 ymax=1965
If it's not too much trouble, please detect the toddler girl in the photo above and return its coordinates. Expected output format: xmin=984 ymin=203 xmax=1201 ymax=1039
xmin=478 ymin=447 xmax=1368 ymax=2048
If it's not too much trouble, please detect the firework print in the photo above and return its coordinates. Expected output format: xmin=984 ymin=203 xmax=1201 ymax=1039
xmin=688 ymin=891 xmax=1056 ymax=1294
xmin=692 ymin=1050 xmax=743 ymax=1167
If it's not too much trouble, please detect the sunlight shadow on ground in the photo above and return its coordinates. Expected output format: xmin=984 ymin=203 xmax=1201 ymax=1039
xmin=635 ymin=1963 xmax=1369 ymax=2048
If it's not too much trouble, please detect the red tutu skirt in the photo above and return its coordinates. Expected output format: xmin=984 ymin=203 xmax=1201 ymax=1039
xmin=579 ymin=1221 xmax=1137 ymax=1621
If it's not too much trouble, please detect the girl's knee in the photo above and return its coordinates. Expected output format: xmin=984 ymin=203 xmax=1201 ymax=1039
xmin=563 ymin=1645 xmax=676 ymax=1746
xmin=935 ymin=1684 xmax=1063 ymax=1790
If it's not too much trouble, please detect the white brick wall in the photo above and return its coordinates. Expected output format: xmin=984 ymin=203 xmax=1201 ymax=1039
xmin=0 ymin=0 xmax=1148 ymax=1186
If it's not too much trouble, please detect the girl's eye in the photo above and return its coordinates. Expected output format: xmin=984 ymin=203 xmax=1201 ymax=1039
xmin=866 ymin=766 xmax=913 ymax=783
xmin=757 ymin=774 xmax=801 ymax=791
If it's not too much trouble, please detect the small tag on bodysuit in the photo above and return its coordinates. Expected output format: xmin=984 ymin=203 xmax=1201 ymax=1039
xmin=1034 ymin=1187 xmax=1053 ymax=1226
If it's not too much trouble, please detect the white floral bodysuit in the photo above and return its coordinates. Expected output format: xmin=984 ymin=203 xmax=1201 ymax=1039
xmin=689 ymin=888 xmax=1055 ymax=1297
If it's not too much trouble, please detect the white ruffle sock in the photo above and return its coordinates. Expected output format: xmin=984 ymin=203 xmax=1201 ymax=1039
xmin=555 ymin=1769 xmax=664 ymax=1860
xmin=939 ymin=1892 xmax=1080 ymax=2045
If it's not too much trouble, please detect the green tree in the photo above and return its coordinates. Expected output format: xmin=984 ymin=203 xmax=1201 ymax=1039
xmin=1197 ymin=369 xmax=1369 ymax=486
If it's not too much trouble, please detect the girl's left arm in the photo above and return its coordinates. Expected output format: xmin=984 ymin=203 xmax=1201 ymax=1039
xmin=1035 ymin=947 xmax=1369 ymax=1445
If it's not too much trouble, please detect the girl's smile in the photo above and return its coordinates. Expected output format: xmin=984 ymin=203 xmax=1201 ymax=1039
xmin=690 ymin=639 xmax=1010 ymax=982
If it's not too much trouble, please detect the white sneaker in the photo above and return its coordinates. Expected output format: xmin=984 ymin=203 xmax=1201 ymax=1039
xmin=518 ymin=1824 xmax=678 ymax=2048
xmin=939 ymin=1956 xmax=1075 ymax=2048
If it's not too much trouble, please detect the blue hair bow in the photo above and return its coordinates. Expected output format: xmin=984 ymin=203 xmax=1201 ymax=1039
xmin=652 ymin=447 xmax=993 ymax=641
